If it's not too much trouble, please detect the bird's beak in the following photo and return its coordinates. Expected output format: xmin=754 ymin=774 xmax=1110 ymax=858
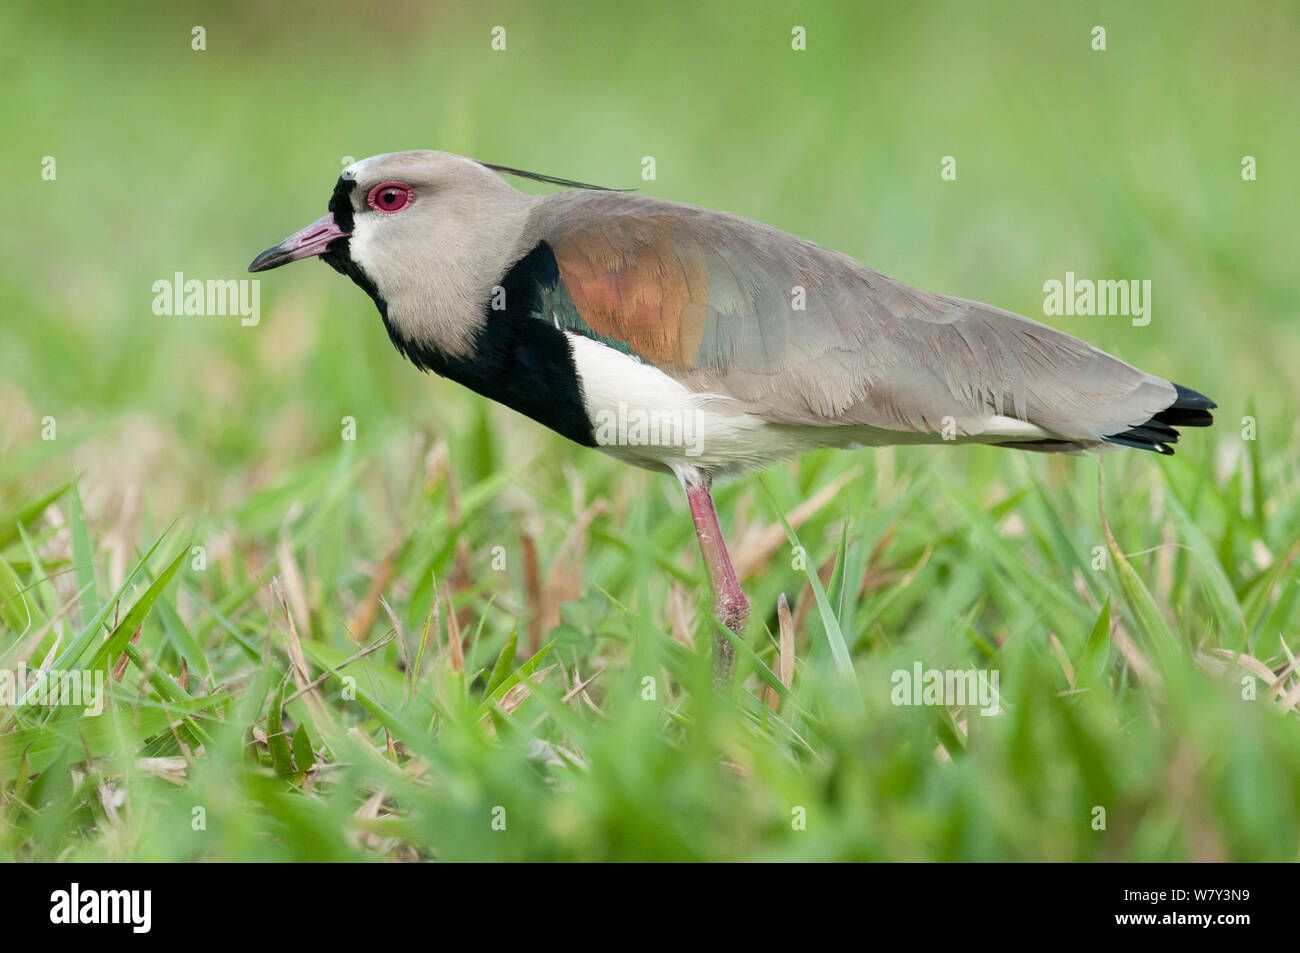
xmin=248 ymin=212 xmax=349 ymax=273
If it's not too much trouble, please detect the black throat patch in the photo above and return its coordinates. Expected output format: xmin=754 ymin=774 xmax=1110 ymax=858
xmin=394 ymin=242 xmax=596 ymax=448
xmin=318 ymin=185 xmax=594 ymax=449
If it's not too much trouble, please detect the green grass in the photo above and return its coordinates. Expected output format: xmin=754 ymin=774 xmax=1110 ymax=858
xmin=0 ymin=0 xmax=1298 ymax=861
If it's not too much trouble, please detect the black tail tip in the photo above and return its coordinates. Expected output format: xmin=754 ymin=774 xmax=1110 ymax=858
xmin=1103 ymin=382 xmax=1216 ymax=455
xmin=1169 ymin=383 xmax=1217 ymax=412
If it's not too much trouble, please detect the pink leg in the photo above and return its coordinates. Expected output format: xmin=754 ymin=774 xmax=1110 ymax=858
xmin=682 ymin=473 xmax=749 ymax=678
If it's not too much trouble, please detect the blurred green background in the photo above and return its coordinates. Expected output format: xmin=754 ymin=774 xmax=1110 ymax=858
xmin=3 ymin=0 xmax=1297 ymax=483
xmin=0 ymin=0 xmax=1297 ymax=862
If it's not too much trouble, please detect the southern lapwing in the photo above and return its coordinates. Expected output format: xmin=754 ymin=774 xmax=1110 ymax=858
xmin=249 ymin=150 xmax=1216 ymax=676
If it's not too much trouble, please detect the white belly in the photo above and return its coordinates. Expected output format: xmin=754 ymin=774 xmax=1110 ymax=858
xmin=564 ymin=333 xmax=1054 ymax=477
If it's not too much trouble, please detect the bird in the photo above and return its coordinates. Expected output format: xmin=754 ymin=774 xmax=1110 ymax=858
xmin=249 ymin=150 xmax=1216 ymax=678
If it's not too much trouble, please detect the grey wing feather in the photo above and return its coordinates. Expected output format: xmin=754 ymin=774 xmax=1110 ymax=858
xmin=529 ymin=191 xmax=1177 ymax=445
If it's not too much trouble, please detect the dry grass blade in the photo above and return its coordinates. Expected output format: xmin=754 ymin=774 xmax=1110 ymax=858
xmin=275 ymin=632 xmax=395 ymax=714
xmin=665 ymin=583 xmax=695 ymax=649
xmin=345 ymin=536 xmax=402 ymax=643
xmin=763 ymin=593 xmax=796 ymax=711
xmin=1049 ymin=632 xmax=1076 ymax=689
xmin=732 ymin=467 xmax=861 ymax=580
xmin=275 ymin=533 xmax=312 ymax=640
xmin=271 ymin=576 xmax=333 ymax=730
xmin=1111 ymin=624 xmax=1161 ymax=690
xmin=135 ymin=757 xmax=188 ymax=785
xmin=442 ymin=577 xmax=464 ymax=674
xmin=520 ymin=531 xmax=543 ymax=655
xmin=540 ymin=491 xmax=606 ymax=641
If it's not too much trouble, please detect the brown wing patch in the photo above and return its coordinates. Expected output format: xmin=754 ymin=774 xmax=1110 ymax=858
xmin=549 ymin=215 xmax=710 ymax=368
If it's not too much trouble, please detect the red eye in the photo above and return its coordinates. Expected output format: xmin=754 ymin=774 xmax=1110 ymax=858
xmin=366 ymin=181 xmax=413 ymax=214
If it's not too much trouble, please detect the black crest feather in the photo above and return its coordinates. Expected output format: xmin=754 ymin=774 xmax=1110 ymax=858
xmin=477 ymin=161 xmax=630 ymax=192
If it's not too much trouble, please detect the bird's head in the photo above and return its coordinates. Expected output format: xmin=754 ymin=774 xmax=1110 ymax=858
xmin=249 ymin=150 xmax=534 ymax=356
